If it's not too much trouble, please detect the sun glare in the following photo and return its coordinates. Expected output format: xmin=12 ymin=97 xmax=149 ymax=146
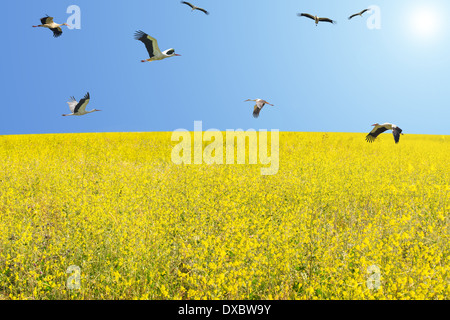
xmin=409 ymin=7 xmax=441 ymax=39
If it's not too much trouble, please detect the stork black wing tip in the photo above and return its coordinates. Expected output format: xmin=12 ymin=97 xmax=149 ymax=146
xmin=134 ymin=30 xmax=146 ymax=40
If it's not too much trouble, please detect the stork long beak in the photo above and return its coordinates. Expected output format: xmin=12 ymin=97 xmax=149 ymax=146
xmin=174 ymin=54 xmax=181 ymax=56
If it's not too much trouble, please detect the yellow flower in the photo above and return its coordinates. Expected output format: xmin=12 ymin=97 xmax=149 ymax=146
xmin=0 ymin=132 xmax=448 ymax=300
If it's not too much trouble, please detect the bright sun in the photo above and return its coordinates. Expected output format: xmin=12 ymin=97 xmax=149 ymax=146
xmin=410 ymin=7 xmax=441 ymax=38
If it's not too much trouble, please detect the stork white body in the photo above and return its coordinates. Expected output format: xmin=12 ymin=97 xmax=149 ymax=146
xmin=33 ymin=15 xmax=68 ymax=38
xmin=134 ymin=30 xmax=181 ymax=63
xmin=63 ymin=92 xmax=102 ymax=116
xmin=348 ymin=9 xmax=371 ymax=20
xmin=366 ymin=123 xmax=404 ymax=144
xmin=297 ymin=13 xmax=337 ymax=25
xmin=181 ymin=1 xmax=209 ymax=15
xmin=245 ymin=99 xmax=274 ymax=118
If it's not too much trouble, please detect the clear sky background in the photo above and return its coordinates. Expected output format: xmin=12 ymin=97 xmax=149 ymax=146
xmin=1 ymin=0 xmax=449 ymax=135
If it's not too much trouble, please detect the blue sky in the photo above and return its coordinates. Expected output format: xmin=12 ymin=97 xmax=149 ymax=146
xmin=1 ymin=0 xmax=449 ymax=135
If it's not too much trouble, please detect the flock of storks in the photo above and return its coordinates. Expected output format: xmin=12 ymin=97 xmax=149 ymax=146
xmin=32 ymin=2 xmax=404 ymax=144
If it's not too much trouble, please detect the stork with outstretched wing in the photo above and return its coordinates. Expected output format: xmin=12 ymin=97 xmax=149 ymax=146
xmin=134 ymin=30 xmax=181 ymax=63
xmin=348 ymin=8 xmax=371 ymax=20
xmin=33 ymin=15 xmax=69 ymax=38
xmin=181 ymin=1 xmax=209 ymax=15
xmin=366 ymin=123 xmax=404 ymax=144
xmin=245 ymin=99 xmax=275 ymax=119
xmin=63 ymin=92 xmax=102 ymax=116
xmin=297 ymin=13 xmax=337 ymax=26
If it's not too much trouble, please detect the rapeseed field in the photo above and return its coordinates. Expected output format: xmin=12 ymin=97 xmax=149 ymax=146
xmin=0 ymin=132 xmax=449 ymax=300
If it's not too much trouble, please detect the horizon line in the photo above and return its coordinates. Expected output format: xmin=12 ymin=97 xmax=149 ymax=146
xmin=0 ymin=131 xmax=449 ymax=137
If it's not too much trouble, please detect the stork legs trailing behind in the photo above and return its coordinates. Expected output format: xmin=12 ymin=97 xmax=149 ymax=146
xmin=134 ymin=30 xmax=181 ymax=62
xmin=245 ymin=99 xmax=274 ymax=118
xmin=33 ymin=15 xmax=68 ymax=38
xmin=63 ymin=92 xmax=102 ymax=116
xmin=366 ymin=123 xmax=404 ymax=144
xmin=181 ymin=1 xmax=209 ymax=15
xmin=297 ymin=13 xmax=337 ymax=25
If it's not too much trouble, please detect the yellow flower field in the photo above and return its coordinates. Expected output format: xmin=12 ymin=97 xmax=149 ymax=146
xmin=0 ymin=132 xmax=449 ymax=300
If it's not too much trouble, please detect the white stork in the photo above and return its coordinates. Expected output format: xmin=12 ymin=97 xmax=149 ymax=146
xmin=62 ymin=92 xmax=102 ymax=116
xmin=134 ymin=30 xmax=181 ymax=63
xmin=297 ymin=13 xmax=337 ymax=26
xmin=181 ymin=1 xmax=209 ymax=15
xmin=33 ymin=15 xmax=68 ymax=38
xmin=244 ymin=99 xmax=274 ymax=118
xmin=348 ymin=9 xmax=371 ymax=20
xmin=366 ymin=123 xmax=404 ymax=144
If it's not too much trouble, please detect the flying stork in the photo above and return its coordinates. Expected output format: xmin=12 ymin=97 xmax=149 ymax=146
xmin=181 ymin=1 xmax=209 ymax=15
xmin=297 ymin=13 xmax=337 ymax=26
xmin=348 ymin=9 xmax=371 ymax=20
xmin=62 ymin=92 xmax=102 ymax=116
xmin=134 ymin=30 xmax=181 ymax=63
xmin=244 ymin=99 xmax=274 ymax=119
xmin=366 ymin=123 xmax=404 ymax=144
xmin=33 ymin=15 xmax=68 ymax=38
